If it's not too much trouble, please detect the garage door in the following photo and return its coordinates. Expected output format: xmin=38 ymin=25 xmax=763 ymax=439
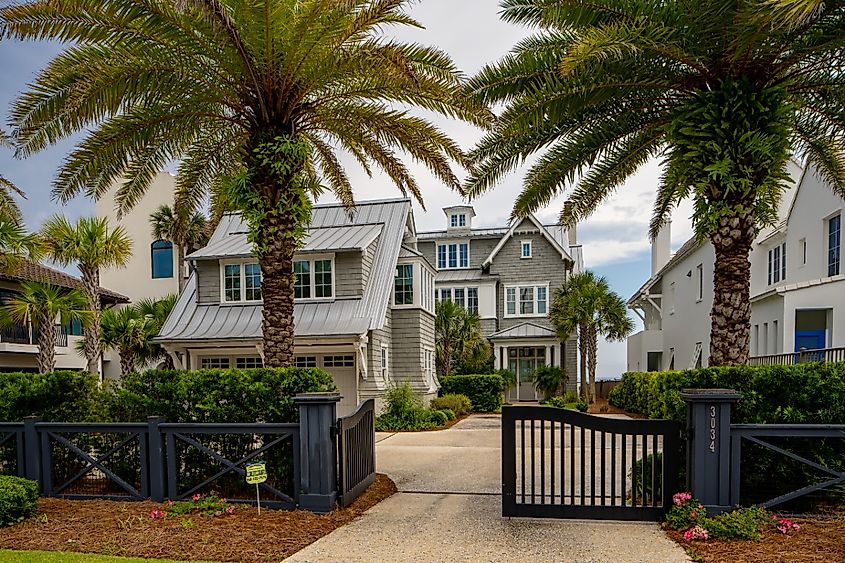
xmin=321 ymin=355 xmax=358 ymax=417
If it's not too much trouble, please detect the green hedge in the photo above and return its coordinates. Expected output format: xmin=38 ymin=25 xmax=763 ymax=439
xmin=608 ymin=363 xmax=845 ymax=425
xmin=439 ymin=374 xmax=505 ymax=412
xmin=0 ymin=476 xmax=37 ymax=526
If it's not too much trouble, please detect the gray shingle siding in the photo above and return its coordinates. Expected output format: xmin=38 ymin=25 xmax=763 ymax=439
xmin=334 ymin=250 xmax=363 ymax=298
xmin=417 ymin=236 xmax=499 ymax=270
xmin=391 ymin=308 xmax=435 ymax=391
xmin=195 ymin=260 xmax=220 ymax=305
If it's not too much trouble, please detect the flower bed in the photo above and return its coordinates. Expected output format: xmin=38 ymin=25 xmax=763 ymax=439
xmin=0 ymin=475 xmax=396 ymax=562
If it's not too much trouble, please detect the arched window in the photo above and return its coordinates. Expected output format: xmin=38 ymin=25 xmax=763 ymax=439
xmin=151 ymin=240 xmax=174 ymax=279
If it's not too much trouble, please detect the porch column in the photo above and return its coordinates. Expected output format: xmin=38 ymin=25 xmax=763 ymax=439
xmin=493 ymin=343 xmax=502 ymax=370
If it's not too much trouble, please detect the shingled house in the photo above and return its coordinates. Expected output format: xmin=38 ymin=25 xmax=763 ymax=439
xmin=156 ymin=198 xmax=437 ymax=415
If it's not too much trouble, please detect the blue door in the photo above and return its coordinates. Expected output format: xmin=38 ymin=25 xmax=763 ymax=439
xmin=795 ymin=330 xmax=826 ymax=352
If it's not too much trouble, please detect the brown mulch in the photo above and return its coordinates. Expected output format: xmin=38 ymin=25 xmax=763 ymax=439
xmin=0 ymin=474 xmax=397 ymax=563
xmin=667 ymin=519 xmax=845 ymax=563
xmin=588 ymin=398 xmax=644 ymax=417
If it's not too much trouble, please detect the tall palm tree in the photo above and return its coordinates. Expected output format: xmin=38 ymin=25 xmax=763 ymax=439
xmin=434 ymin=300 xmax=488 ymax=377
xmin=0 ymin=131 xmax=25 ymax=225
xmin=1 ymin=282 xmax=90 ymax=373
xmin=2 ymin=0 xmax=491 ymax=367
xmin=40 ymin=216 xmax=132 ymax=375
xmin=466 ymin=0 xmax=845 ymax=366
xmin=150 ymin=205 xmax=208 ymax=291
xmin=550 ymin=272 xmax=633 ymax=403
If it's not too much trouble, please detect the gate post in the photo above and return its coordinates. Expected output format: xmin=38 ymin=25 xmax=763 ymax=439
xmin=147 ymin=417 xmax=165 ymax=502
xmin=295 ymin=393 xmax=341 ymax=514
xmin=680 ymin=389 xmax=741 ymax=515
xmin=22 ymin=416 xmax=42 ymax=492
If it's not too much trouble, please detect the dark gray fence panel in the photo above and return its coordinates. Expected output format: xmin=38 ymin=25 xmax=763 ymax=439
xmin=337 ymin=399 xmax=375 ymax=507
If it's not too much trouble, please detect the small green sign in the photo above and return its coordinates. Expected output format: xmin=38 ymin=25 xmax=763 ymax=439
xmin=246 ymin=461 xmax=267 ymax=485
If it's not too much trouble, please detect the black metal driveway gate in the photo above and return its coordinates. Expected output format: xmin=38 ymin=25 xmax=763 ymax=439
xmin=502 ymin=405 xmax=681 ymax=521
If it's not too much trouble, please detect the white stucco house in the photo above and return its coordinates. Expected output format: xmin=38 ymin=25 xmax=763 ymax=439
xmin=627 ymin=159 xmax=845 ymax=371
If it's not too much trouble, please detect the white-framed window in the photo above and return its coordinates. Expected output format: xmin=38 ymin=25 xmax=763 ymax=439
xmin=294 ymin=257 xmax=334 ymax=299
xmin=394 ymin=264 xmax=414 ymax=305
xmin=521 ymin=240 xmax=532 ymax=259
xmin=436 ymin=288 xmax=452 ymax=303
xmin=454 ymin=288 xmax=466 ymax=308
xmin=767 ymin=242 xmax=787 ymax=285
xmin=828 ymin=213 xmax=841 ymax=276
xmin=799 ymin=238 xmax=807 ymax=266
xmin=695 ymin=263 xmax=703 ymax=302
xmin=221 ymin=261 xmax=262 ymax=303
xmin=467 ymin=287 xmax=479 ymax=315
xmin=669 ymin=282 xmax=676 ymax=315
xmin=504 ymin=284 xmax=548 ymax=317
xmin=450 ymin=213 xmax=466 ymax=228
xmin=324 ymin=355 xmax=354 ymax=368
xmin=201 ymin=357 xmax=230 ymax=369
xmin=423 ymin=348 xmax=435 ymax=388
xmin=294 ymin=356 xmax=317 ymax=368
xmin=236 ymin=357 xmax=263 ymax=369
xmin=436 ymin=242 xmax=469 ymax=269
xmin=380 ymin=346 xmax=389 ymax=380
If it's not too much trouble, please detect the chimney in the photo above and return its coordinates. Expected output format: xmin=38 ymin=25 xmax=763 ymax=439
xmin=651 ymin=221 xmax=671 ymax=275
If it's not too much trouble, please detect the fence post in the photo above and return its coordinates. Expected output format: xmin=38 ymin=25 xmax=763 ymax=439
xmin=147 ymin=417 xmax=165 ymax=502
xmin=294 ymin=392 xmax=341 ymax=514
xmin=680 ymin=389 xmax=741 ymax=515
xmin=22 ymin=416 xmax=41 ymax=492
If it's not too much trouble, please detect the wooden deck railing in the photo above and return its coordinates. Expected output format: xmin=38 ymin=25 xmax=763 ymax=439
xmin=748 ymin=346 xmax=845 ymax=366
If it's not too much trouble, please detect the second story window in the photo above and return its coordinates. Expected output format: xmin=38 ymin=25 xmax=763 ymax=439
xmin=294 ymin=258 xmax=333 ymax=299
xmin=467 ymin=287 xmax=478 ymax=314
xmin=767 ymin=242 xmax=786 ymax=285
xmin=828 ymin=213 xmax=841 ymax=276
xmin=394 ymin=264 xmax=414 ymax=305
xmin=151 ymin=240 xmax=174 ymax=279
xmin=505 ymin=284 xmax=547 ymax=317
xmin=695 ymin=264 xmax=703 ymax=301
xmin=521 ymin=240 xmax=532 ymax=258
xmin=223 ymin=262 xmax=262 ymax=303
xmin=436 ymin=242 xmax=469 ymax=269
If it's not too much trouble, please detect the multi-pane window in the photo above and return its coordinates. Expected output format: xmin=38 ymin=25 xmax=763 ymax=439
xmin=223 ymin=262 xmax=261 ymax=302
xmin=151 ymin=240 xmax=174 ymax=279
xmin=696 ymin=264 xmax=704 ymax=301
xmin=829 ymin=214 xmax=841 ymax=276
xmin=436 ymin=243 xmax=469 ymax=269
xmin=294 ymin=258 xmax=333 ymax=299
xmin=521 ymin=241 xmax=532 ymax=258
xmin=394 ymin=264 xmax=414 ymax=305
xmin=201 ymin=357 xmax=230 ymax=369
xmin=767 ymin=243 xmax=787 ymax=285
xmin=236 ymin=357 xmax=263 ymax=369
xmin=244 ymin=263 xmax=262 ymax=301
xmin=454 ymin=288 xmax=465 ymax=309
xmin=381 ymin=347 xmax=389 ymax=380
xmin=450 ymin=214 xmax=466 ymax=228
xmin=467 ymin=288 xmax=479 ymax=315
xmin=324 ymin=355 xmax=354 ymax=368
xmin=294 ymin=356 xmax=317 ymax=368
xmin=436 ymin=288 xmax=452 ymax=303
xmin=223 ymin=264 xmax=242 ymax=302
xmin=505 ymin=285 xmax=548 ymax=317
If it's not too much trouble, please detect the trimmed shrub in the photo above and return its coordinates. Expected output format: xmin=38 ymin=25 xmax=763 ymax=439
xmin=540 ymin=396 xmax=571 ymax=409
xmin=0 ymin=476 xmax=38 ymax=526
xmin=375 ymin=384 xmax=445 ymax=431
xmin=430 ymin=394 xmax=472 ymax=416
xmin=438 ymin=408 xmax=456 ymax=421
xmin=430 ymin=410 xmax=449 ymax=426
xmin=439 ymin=374 xmax=506 ymax=412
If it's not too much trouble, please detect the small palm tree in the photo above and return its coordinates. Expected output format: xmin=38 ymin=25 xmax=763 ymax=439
xmin=434 ymin=300 xmax=488 ymax=377
xmin=1 ymin=282 xmax=90 ymax=373
xmin=40 ymin=216 xmax=132 ymax=375
xmin=3 ymin=0 xmax=491 ymax=368
xmin=150 ymin=205 xmax=208 ymax=292
xmin=550 ymin=272 xmax=633 ymax=403
xmin=99 ymin=307 xmax=153 ymax=375
xmin=467 ymin=0 xmax=845 ymax=366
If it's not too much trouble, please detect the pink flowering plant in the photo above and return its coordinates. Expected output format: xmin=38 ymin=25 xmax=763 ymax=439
xmin=666 ymin=492 xmax=707 ymax=531
xmin=665 ymin=492 xmax=782 ymax=542
xmin=151 ymin=492 xmax=236 ymax=520
xmin=773 ymin=515 xmax=801 ymax=534
xmin=683 ymin=525 xmax=709 ymax=541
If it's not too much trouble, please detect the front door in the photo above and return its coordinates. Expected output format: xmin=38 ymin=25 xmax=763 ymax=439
xmin=508 ymin=347 xmax=546 ymax=402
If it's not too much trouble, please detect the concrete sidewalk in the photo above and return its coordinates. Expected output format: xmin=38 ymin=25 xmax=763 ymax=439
xmin=287 ymin=415 xmax=689 ymax=563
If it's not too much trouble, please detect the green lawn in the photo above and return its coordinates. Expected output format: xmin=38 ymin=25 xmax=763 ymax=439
xmin=0 ymin=550 xmax=208 ymax=563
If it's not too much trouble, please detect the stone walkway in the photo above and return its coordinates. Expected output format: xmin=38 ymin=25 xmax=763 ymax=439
xmin=287 ymin=415 xmax=689 ymax=562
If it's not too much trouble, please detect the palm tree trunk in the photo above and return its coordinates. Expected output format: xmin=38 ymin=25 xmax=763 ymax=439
xmin=36 ymin=310 xmax=56 ymax=374
xmin=258 ymin=208 xmax=297 ymax=368
xmin=176 ymin=241 xmax=186 ymax=293
xmin=578 ymin=324 xmax=588 ymax=401
xmin=119 ymin=346 xmax=135 ymax=375
xmin=709 ymin=210 xmax=755 ymax=366
xmin=588 ymin=325 xmax=598 ymax=404
xmin=80 ymin=265 xmax=102 ymax=377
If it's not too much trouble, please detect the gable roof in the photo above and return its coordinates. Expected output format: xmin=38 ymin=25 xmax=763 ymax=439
xmin=0 ymin=259 xmax=128 ymax=303
xmin=483 ymin=215 xmax=572 ymax=267
xmin=158 ymin=198 xmax=411 ymax=342
xmin=489 ymin=322 xmax=557 ymax=340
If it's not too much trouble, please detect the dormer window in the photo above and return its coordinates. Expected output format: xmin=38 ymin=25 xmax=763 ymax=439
xmin=294 ymin=257 xmax=334 ymax=299
xmin=222 ymin=261 xmax=262 ymax=303
xmin=450 ymin=214 xmax=467 ymax=228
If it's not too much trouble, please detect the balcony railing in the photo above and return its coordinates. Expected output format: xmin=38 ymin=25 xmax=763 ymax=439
xmin=0 ymin=324 xmax=69 ymax=348
xmin=748 ymin=346 xmax=845 ymax=366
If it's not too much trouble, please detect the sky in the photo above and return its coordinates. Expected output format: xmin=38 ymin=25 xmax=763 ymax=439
xmin=0 ymin=0 xmax=696 ymax=379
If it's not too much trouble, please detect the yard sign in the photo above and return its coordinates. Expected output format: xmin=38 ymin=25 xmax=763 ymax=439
xmin=246 ymin=461 xmax=267 ymax=513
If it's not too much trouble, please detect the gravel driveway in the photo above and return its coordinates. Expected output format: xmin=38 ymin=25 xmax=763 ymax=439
xmin=287 ymin=414 xmax=689 ymax=562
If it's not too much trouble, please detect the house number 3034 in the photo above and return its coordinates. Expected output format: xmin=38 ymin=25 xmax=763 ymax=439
xmin=709 ymin=405 xmax=717 ymax=453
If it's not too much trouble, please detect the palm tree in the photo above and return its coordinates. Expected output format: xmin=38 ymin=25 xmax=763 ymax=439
xmin=0 ymin=131 xmax=25 ymax=225
xmin=0 ymin=221 xmax=43 ymax=273
xmin=550 ymin=272 xmax=633 ymax=403
xmin=135 ymin=294 xmax=177 ymax=368
xmin=1 ymin=282 xmax=90 ymax=373
xmin=434 ymin=300 xmax=488 ymax=377
xmin=99 ymin=306 xmax=151 ymax=375
xmin=2 ymin=0 xmax=491 ymax=368
xmin=150 ymin=205 xmax=208 ymax=292
xmin=40 ymin=216 xmax=132 ymax=375
xmin=466 ymin=0 xmax=845 ymax=366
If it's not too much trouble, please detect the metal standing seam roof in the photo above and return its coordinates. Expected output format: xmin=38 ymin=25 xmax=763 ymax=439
xmin=435 ymin=269 xmax=497 ymax=283
xmin=186 ymin=222 xmax=384 ymax=260
xmin=158 ymin=198 xmax=412 ymax=342
xmin=489 ymin=322 xmax=558 ymax=340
